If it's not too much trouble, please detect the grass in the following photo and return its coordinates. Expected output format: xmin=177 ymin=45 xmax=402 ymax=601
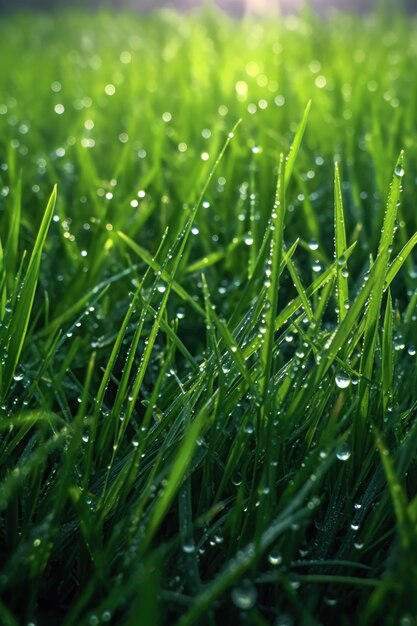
xmin=1 ymin=5 xmax=417 ymax=625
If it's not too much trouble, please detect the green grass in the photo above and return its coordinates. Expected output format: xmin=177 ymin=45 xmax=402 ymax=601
xmin=1 ymin=5 xmax=417 ymax=625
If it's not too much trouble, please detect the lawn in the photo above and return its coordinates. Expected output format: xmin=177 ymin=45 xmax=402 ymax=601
xmin=1 ymin=5 xmax=417 ymax=626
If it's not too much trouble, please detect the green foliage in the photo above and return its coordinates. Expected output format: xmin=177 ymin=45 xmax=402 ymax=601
xmin=0 ymin=7 xmax=417 ymax=626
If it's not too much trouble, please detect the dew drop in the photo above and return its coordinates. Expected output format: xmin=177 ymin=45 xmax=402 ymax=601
xmin=335 ymin=372 xmax=351 ymax=389
xmin=244 ymin=422 xmax=255 ymax=435
xmin=182 ymin=539 xmax=196 ymax=554
xmin=231 ymin=579 xmax=257 ymax=610
xmin=232 ymin=473 xmax=242 ymax=486
xmin=268 ymin=549 xmax=283 ymax=566
xmin=336 ymin=443 xmax=351 ymax=461
xmin=395 ymin=164 xmax=405 ymax=178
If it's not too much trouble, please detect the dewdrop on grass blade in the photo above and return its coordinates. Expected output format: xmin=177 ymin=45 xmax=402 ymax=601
xmin=231 ymin=579 xmax=257 ymax=610
xmin=335 ymin=372 xmax=351 ymax=389
xmin=336 ymin=443 xmax=351 ymax=461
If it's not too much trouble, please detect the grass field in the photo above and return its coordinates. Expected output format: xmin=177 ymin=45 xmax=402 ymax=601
xmin=1 ymin=5 xmax=417 ymax=625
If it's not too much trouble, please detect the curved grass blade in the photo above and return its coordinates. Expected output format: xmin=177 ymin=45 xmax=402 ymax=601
xmin=284 ymin=100 xmax=311 ymax=192
xmin=2 ymin=185 xmax=57 ymax=399
xmin=382 ymin=291 xmax=393 ymax=414
xmin=116 ymin=230 xmax=205 ymax=318
xmin=358 ymin=151 xmax=404 ymax=422
xmin=334 ymin=161 xmax=349 ymax=321
xmin=260 ymin=153 xmax=286 ymax=399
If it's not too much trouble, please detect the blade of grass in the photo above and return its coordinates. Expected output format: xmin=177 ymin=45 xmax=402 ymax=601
xmin=358 ymin=151 xmax=404 ymax=428
xmin=334 ymin=161 xmax=349 ymax=322
xmin=2 ymin=186 xmax=57 ymax=398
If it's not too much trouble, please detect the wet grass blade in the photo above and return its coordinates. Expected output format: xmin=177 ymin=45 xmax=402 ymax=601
xmin=260 ymin=153 xmax=286 ymax=399
xmin=284 ymin=100 xmax=311 ymax=192
xmin=141 ymin=404 xmax=208 ymax=553
xmin=334 ymin=162 xmax=349 ymax=321
xmin=374 ymin=428 xmax=411 ymax=550
xmin=2 ymin=186 xmax=57 ymax=398
xmin=359 ymin=152 xmax=404 ymax=422
xmin=382 ymin=291 xmax=393 ymax=413
xmin=116 ymin=231 xmax=205 ymax=318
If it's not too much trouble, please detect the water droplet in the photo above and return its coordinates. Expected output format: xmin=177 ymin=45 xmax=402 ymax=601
xmin=335 ymin=372 xmax=351 ymax=389
xmin=308 ymin=239 xmax=319 ymax=251
xmin=157 ymin=283 xmax=166 ymax=293
xmin=244 ymin=235 xmax=254 ymax=246
xmin=182 ymin=539 xmax=195 ymax=554
xmin=231 ymin=579 xmax=257 ymax=610
xmin=244 ymin=422 xmax=255 ymax=435
xmin=336 ymin=443 xmax=351 ymax=461
xmin=232 ymin=473 xmax=242 ymax=486
xmin=395 ymin=164 xmax=405 ymax=178
xmin=268 ymin=549 xmax=283 ymax=566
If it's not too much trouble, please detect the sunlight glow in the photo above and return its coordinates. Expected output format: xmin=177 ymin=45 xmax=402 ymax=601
xmin=244 ymin=0 xmax=303 ymax=13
